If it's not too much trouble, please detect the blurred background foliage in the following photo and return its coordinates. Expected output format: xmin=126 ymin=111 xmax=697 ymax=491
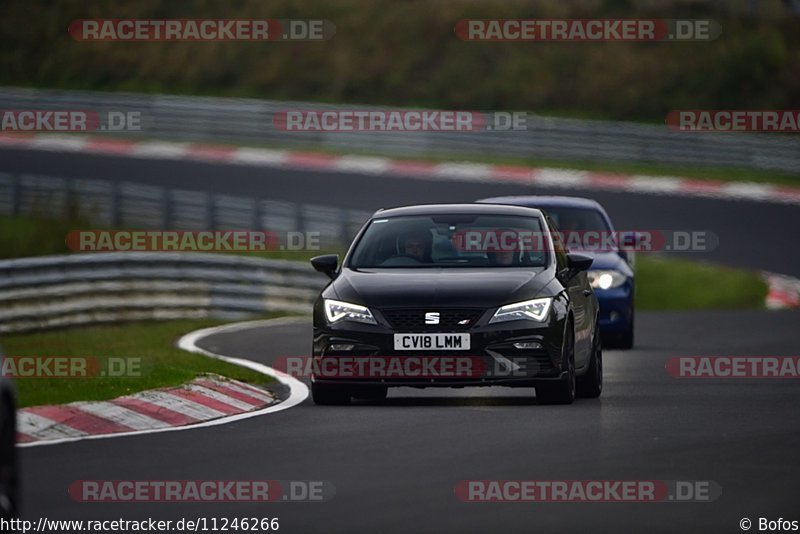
xmin=0 ymin=0 xmax=798 ymax=121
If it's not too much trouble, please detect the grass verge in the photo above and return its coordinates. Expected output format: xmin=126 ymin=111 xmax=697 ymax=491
xmin=636 ymin=255 xmax=767 ymax=310
xmin=2 ymin=317 xmax=289 ymax=408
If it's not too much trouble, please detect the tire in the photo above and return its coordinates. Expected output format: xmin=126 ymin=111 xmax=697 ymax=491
xmin=0 ymin=398 xmax=18 ymax=520
xmin=351 ymin=385 xmax=388 ymax=401
xmin=311 ymin=382 xmax=351 ymax=405
xmin=537 ymin=322 xmax=576 ymax=405
xmin=577 ymin=326 xmax=603 ymax=398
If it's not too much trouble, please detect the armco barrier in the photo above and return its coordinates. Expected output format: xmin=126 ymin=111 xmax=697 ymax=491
xmin=0 ymin=252 xmax=326 ymax=333
xmin=0 ymin=87 xmax=798 ymax=173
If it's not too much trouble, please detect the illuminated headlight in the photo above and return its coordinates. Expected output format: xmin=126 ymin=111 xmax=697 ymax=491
xmin=587 ymin=270 xmax=627 ymax=290
xmin=324 ymin=299 xmax=377 ymax=325
xmin=490 ymin=297 xmax=552 ymax=324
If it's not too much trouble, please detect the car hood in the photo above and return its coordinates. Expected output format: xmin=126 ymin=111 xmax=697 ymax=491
xmin=332 ymin=268 xmax=550 ymax=309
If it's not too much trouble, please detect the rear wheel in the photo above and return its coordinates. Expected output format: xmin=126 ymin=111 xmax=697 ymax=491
xmin=537 ymin=323 xmax=576 ymax=405
xmin=311 ymin=382 xmax=351 ymax=405
xmin=577 ymin=326 xmax=603 ymax=398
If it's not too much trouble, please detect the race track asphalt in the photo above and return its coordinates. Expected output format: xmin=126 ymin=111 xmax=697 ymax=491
xmin=8 ymin=149 xmax=800 ymax=534
xmin=19 ymin=310 xmax=800 ymax=534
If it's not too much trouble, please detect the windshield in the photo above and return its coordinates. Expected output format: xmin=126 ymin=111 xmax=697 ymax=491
xmin=348 ymin=214 xmax=549 ymax=269
xmin=543 ymin=207 xmax=611 ymax=233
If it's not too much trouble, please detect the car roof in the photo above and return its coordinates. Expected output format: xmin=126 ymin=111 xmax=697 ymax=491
xmin=373 ymin=203 xmax=545 ymax=218
xmin=477 ymin=195 xmax=605 ymax=211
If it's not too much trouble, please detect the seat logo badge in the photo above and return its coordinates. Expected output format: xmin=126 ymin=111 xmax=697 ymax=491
xmin=425 ymin=312 xmax=440 ymax=325
xmin=457 ymin=319 xmax=471 ymax=325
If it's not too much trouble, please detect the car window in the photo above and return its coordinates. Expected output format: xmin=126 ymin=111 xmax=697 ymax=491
xmin=348 ymin=214 xmax=549 ymax=269
xmin=544 ymin=207 xmax=610 ymax=233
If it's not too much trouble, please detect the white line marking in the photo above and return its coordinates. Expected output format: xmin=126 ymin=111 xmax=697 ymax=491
xmin=433 ymin=163 xmax=492 ymax=181
xmin=19 ymin=316 xmax=310 ymax=448
xmin=29 ymin=135 xmax=90 ymax=151
xmin=628 ymin=176 xmax=685 ymax=193
xmin=130 ymin=141 xmax=190 ymax=159
xmin=532 ymin=169 xmax=589 ymax=187
xmin=230 ymin=147 xmax=289 ymax=166
xmin=333 ymin=155 xmax=391 ymax=175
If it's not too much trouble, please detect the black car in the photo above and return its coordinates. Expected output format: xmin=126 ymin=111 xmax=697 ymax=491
xmin=309 ymin=204 xmax=602 ymax=405
xmin=0 ymin=353 xmax=18 ymax=520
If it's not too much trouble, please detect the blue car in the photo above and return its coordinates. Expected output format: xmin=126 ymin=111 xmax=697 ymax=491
xmin=478 ymin=196 xmax=635 ymax=349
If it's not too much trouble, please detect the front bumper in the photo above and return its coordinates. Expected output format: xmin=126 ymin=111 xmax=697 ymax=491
xmin=595 ymin=283 xmax=633 ymax=333
xmin=312 ymin=315 xmax=567 ymax=388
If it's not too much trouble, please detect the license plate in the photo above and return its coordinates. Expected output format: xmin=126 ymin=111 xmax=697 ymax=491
xmin=393 ymin=333 xmax=470 ymax=351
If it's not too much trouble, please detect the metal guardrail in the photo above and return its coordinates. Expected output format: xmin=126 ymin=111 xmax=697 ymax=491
xmin=0 ymin=172 xmax=372 ymax=246
xmin=1 ymin=87 xmax=799 ymax=173
xmin=0 ymin=252 xmax=326 ymax=333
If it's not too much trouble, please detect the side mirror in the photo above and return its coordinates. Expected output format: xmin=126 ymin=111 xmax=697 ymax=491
xmin=566 ymin=253 xmax=593 ymax=273
xmin=310 ymin=254 xmax=339 ymax=280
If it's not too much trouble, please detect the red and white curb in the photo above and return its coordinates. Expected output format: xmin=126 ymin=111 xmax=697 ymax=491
xmin=763 ymin=272 xmax=800 ymax=309
xmin=17 ymin=316 xmax=310 ymax=448
xmin=2 ymin=133 xmax=800 ymax=206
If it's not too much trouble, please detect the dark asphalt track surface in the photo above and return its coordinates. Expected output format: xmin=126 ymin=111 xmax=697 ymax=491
xmin=8 ymin=149 xmax=800 ymax=533
xmin=19 ymin=311 xmax=800 ymax=533
xmin=1 ymin=148 xmax=798 ymax=275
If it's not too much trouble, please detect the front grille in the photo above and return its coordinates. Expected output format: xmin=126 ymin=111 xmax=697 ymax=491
xmin=380 ymin=308 xmax=484 ymax=331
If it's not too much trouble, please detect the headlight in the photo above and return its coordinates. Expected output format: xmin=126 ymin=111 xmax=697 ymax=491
xmin=324 ymin=299 xmax=377 ymax=325
xmin=490 ymin=297 xmax=552 ymax=324
xmin=587 ymin=270 xmax=627 ymax=290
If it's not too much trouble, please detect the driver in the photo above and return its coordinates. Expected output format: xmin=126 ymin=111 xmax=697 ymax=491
xmin=488 ymin=249 xmax=517 ymax=266
xmin=399 ymin=230 xmax=433 ymax=263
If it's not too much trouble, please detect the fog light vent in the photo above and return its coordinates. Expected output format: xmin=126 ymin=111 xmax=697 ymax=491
xmin=329 ymin=344 xmax=355 ymax=352
xmin=513 ymin=342 xmax=542 ymax=350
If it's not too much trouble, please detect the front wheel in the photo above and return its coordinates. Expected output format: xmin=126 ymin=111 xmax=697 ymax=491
xmin=537 ymin=323 xmax=576 ymax=405
xmin=577 ymin=326 xmax=603 ymax=398
xmin=311 ymin=382 xmax=351 ymax=405
xmin=0 ymin=399 xmax=18 ymax=520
